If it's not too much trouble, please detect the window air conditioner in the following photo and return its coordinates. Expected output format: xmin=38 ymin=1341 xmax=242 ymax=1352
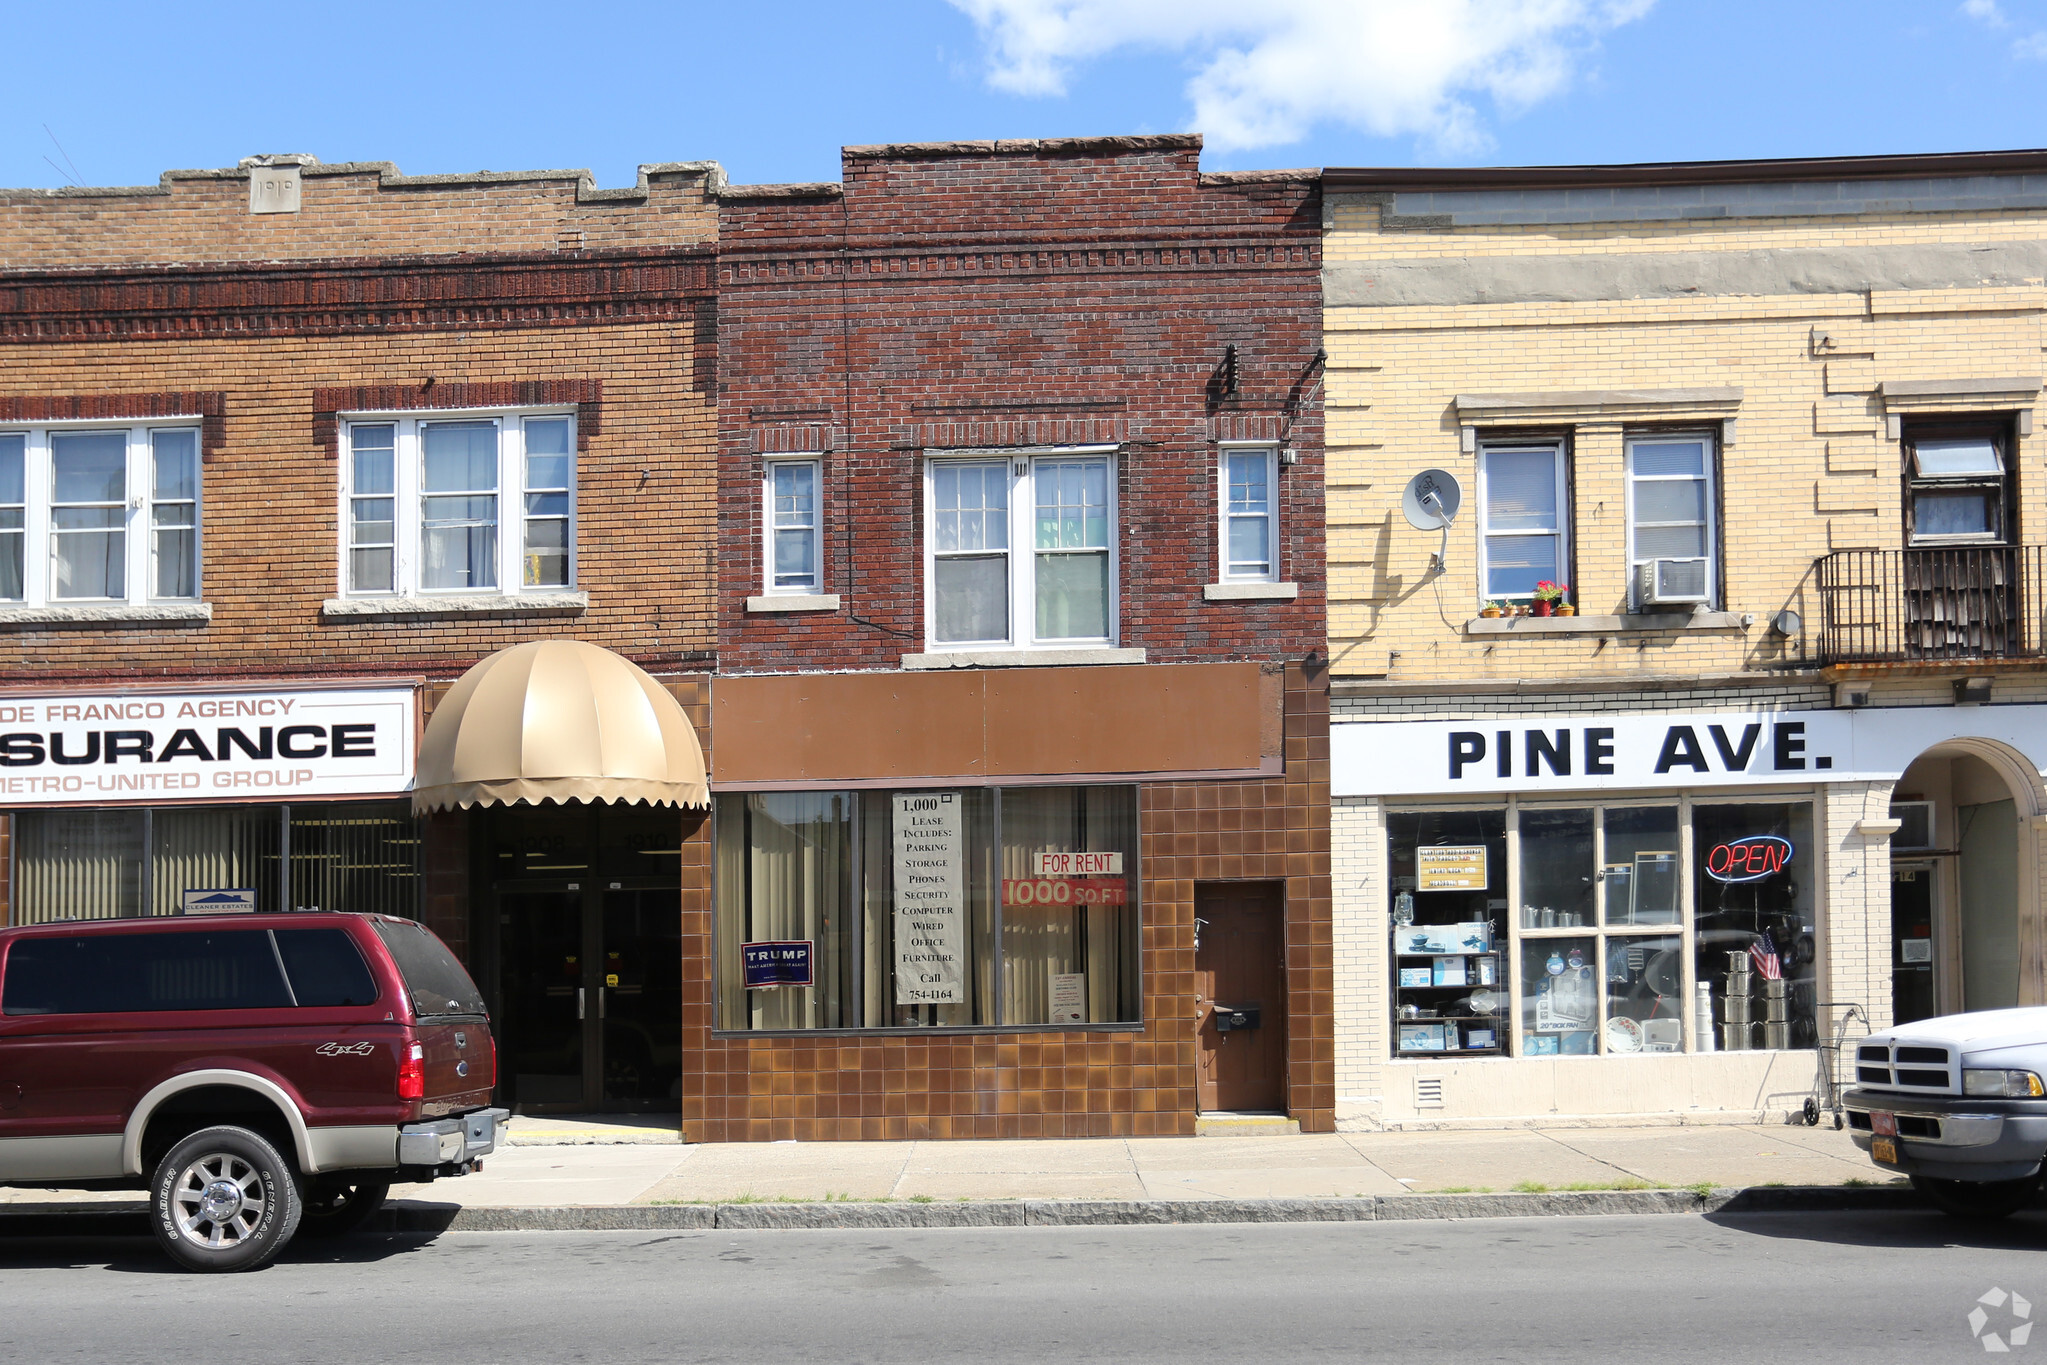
xmin=1889 ymin=801 xmax=1936 ymax=851
xmin=1636 ymin=558 xmax=1710 ymax=608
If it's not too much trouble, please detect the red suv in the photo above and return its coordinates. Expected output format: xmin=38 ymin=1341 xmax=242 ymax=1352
xmin=0 ymin=912 xmax=507 ymax=1271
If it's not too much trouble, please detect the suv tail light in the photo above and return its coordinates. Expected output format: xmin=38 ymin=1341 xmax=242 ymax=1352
xmin=398 ymin=1041 xmax=425 ymax=1100
xmin=484 ymin=1034 xmax=497 ymax=1089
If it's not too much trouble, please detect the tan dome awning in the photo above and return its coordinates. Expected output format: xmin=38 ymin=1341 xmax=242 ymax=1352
xmin=412 ymin=640 xmax=708 ymax=814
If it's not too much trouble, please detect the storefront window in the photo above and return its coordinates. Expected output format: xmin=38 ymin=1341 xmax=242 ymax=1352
xmin=10 ymin=801 xmax=420 ymax=925
xmin=1693 ymin=802 xmax=1817 ymax=1052
xmin=1520 ymin=935 xmax=1597 ymax=1054
xmin=1518 ymin=805 xmax=1686 ymax=1056
xmin=1387 ymin=810 xmax=1507 ymax=1056
xmin=714 ymin=785 xmax=1140 ymax=1033
xmin=996 ymin=786 xmax=1140 ymax=1028
xmin=1387 ymin=797 xmax=1815 ymax=1058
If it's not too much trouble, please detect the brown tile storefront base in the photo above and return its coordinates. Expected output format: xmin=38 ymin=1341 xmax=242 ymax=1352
xmin=677 ymin=665 xmax=1331 ymax=1142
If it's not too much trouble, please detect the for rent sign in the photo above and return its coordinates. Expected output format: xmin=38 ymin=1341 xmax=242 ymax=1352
xmin=0 ymin=686 xmax=415 ymax=805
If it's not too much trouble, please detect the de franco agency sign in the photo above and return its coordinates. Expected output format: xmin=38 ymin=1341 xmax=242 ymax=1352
xmin=1332 ymin=704 xmax=2047 ymax=798
xmin=0 ymin=685 xmax=416 ymax=806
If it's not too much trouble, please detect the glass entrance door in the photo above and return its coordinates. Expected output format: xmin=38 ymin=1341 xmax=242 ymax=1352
xmin=499 ymin=887 xmax=588 ymax=1108
xmin=485 ymin=803 xmax=687 ymax=1114
xmin=1891 ymin=863 xmax=1937 ymax=1027
xmin=600 ymin=888 xmax=683 ymax=1105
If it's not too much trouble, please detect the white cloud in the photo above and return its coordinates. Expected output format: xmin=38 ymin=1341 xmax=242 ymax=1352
xmin=946 ymin=0 xmax=1656 ymax=153
xmin=1958 ymin=0 xmax=2047 ymax=58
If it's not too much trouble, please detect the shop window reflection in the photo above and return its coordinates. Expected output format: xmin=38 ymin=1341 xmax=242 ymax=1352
xmin=713 ymin=785 xmax=1140 ymax=1033
xmin=1692 ymin=802 xmax=1816 ymax=1052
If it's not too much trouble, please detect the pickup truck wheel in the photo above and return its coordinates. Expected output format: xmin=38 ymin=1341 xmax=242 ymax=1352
xmin=1910 ymin=1173 xmax=2042 ymax=1221
xmin=299 ymin=1177 xmax=392 ymax=1237
xmin=150 ymin=1125 xmax=303 ymax=1272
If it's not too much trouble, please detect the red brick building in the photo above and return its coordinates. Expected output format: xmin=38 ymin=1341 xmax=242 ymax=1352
xmin=701 ymin=136 xmax=1331 ymax=1139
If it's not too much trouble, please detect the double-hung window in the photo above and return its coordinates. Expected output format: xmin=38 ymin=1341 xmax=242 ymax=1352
xmin=762 ymin=458 xmax=821 ymax=594
xmin=341 ymin=410 xmax=575 ymax=598
xmin=1478 ymin=440 xmax=1567 ymax=601
xmin=927 ymin=451 xmax=1115 ymax=650
xmin=1218 ymin=444 xmax=1279 ymax=582
xmin=0 ymin=423 xmax=201 ymax=607
xmin=1626 ymin=432 xmax=1717 ymax=608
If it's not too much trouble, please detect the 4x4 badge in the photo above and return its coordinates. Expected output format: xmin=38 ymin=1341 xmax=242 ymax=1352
xmin=315 ymin=1042 xmax=377 ymax=1057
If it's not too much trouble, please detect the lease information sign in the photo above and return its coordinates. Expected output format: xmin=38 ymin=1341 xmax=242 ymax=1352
xmin=0 ymin=686 xmax=416 ymax=805
xmin=892 ymin=791 xmax=967 ymax=1006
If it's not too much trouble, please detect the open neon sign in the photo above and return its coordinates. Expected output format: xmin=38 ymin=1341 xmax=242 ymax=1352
xmin=1705 ymin=835 xmax=1793 ymax=883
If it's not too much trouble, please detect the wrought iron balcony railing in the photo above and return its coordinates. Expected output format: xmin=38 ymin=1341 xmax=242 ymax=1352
xmin=1814 ymin=546 xmax=2047 ymax=665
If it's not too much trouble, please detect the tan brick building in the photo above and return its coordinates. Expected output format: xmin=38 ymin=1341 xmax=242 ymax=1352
xmin=1322 ymin=151 xmax=2047 ymax=1127
xmin=0 ymin=156 xmax=723 ymax=1113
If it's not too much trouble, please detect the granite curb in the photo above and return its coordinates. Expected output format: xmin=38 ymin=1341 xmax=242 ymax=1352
xmin=0 ymin=1186 xmax=1932 ymax=1236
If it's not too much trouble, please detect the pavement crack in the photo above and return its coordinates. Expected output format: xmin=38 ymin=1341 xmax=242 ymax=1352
xmin=1531 ymin=1128 xmax=1657 ymax=1184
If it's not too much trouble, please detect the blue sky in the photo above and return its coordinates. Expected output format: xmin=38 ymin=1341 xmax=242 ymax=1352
xmin=6 ymin=0 xmax=2047 ymax=192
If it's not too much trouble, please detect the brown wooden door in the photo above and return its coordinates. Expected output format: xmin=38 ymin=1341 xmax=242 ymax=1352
xmin=1194 ymin=882 xmax=1287 ymax=1113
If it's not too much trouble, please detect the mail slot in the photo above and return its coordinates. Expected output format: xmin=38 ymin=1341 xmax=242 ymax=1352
xmin=1213 ymin=1004 xmax=1261 ymax=1032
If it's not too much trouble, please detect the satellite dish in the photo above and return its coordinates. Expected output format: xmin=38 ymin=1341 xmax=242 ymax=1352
xmin=1401 ymin=468 xmax=1463 ymax=531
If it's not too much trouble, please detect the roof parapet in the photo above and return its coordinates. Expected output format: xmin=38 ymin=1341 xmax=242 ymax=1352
xmin=0 ymin=156 xmax=728 ymax=205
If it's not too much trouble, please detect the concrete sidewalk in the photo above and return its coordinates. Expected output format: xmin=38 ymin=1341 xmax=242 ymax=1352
xmin=0 ymin=1115 xmax=1895 ymax=1218
xmin=384 ymin=1115 xmax=1887 ymax=1209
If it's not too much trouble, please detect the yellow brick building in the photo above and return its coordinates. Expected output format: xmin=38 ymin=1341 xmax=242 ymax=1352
xmin=1323 ymin=152 xmax=2047 ymax=1127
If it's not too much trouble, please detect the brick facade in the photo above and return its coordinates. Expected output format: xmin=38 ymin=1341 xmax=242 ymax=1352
xmin=692 ymin=137 xmax=1331 ymax=1140
xmin=717 ymin=136 xmax=1324 ymax=674
xmin=0 ymin=166 xmax=720 ymax=686
xmin=0 ymin=160 xmax=723 ymax=974
xmin=1322 ymin=152 xmax=2047 ymax=1127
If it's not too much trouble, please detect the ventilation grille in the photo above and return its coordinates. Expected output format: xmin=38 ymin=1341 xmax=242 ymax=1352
xmin=1415 ymin=1074 xmax=1446 ymax=1109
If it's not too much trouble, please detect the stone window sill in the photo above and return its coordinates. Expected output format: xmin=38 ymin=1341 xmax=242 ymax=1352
xmin=322 ymin=592 xmax=588 ymax=620
xmin=746 ymin=594 xmax=841 ymax=613
xmin=900 ymin=647 xmax=1147 ymax=671
xmin=1465 ymin=611 xmax=1748 ymax=636
xmin=0 ymin=602 xmax=212 ymax=628
xmin=1204 ymin=582 xmax=1299 ymax=602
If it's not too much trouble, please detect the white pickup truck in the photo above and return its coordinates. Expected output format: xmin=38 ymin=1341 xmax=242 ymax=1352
xmin=1843 ymin=1006 xmax=2047 ymax=1219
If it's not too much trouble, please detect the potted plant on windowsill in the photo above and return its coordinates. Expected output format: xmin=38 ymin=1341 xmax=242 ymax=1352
xmin=1532 ymin=581 xmax=1568 ymax=617
xmin=1480 ymin=601 xmax=1504 ymax=619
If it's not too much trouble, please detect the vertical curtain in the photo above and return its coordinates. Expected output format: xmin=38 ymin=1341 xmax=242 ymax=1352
xmin=14 ymin=809 xmax=145 ymax=923
xmin=152 ymin=806 xmax=280 ymax=915
xmin=999 ymin=786 xmax=1138 ymax=1025
xmin=721 ymin=792 xmax=851 ymax=1031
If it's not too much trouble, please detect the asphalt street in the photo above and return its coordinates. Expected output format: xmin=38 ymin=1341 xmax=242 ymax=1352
xmin=2 ymin=1211 xmax=2045 ymax=1362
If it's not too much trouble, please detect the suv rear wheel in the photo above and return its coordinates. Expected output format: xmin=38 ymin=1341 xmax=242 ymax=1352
xmin=299 ymin=1176 xmax=392 ymax=1238
xmin=1911 ymin=1173 xmax=2043 ymax=1221
xmin=150 ymin=1125 xmax=303 ymax=1272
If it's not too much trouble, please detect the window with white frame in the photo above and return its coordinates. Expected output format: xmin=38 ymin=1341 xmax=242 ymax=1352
xmin=926 ymin=450 xmax=1115 ymax=649
xmin=1478 ymin=440 xmax=1568 ymax=602
xmin=0 ymin=423 xmax=201 ymax=606
xmin=762 ymin=458 xmax=821 ymax=593
xmin=1626 ymin=431 xmax=1717 ymax=608
xmin=1218 ymin=444 xmax=1279 ymax=582
xmin=341 ymin=411 xmax=575 ymax=597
